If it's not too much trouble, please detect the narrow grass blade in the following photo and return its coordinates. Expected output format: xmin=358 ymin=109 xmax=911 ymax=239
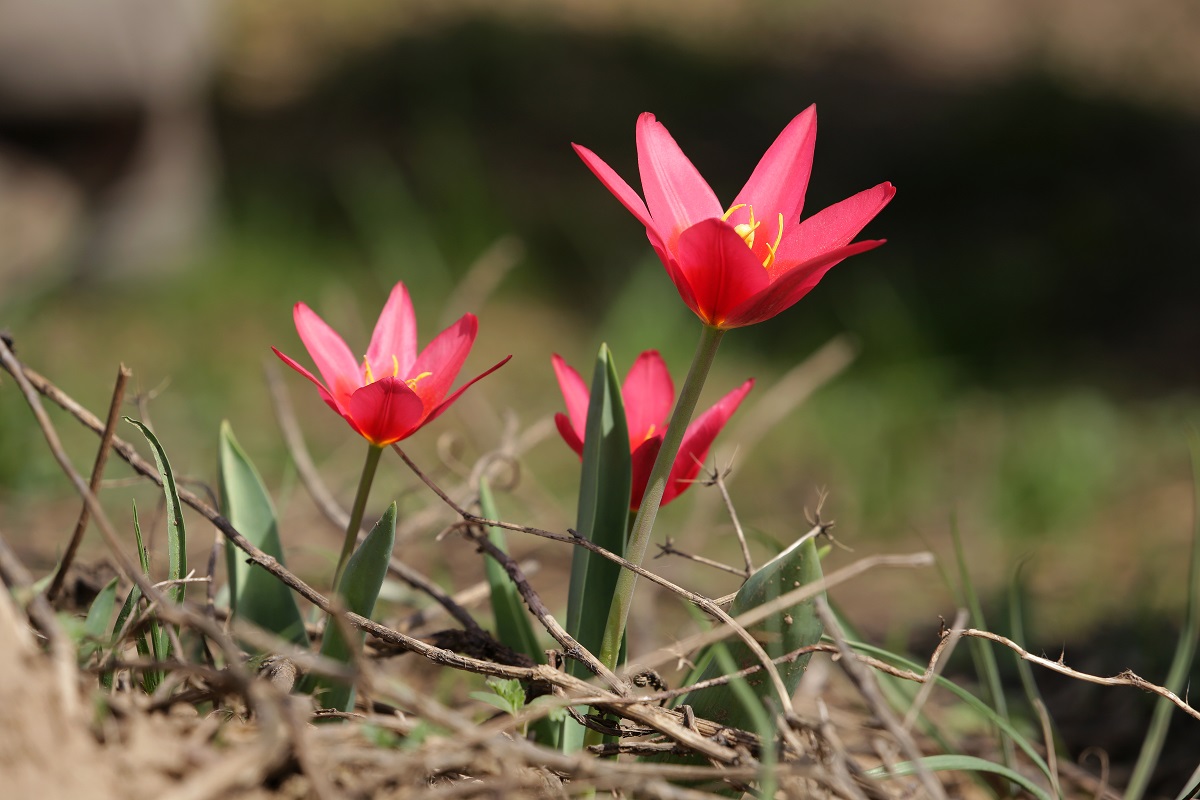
xmin=218 ymin=420 xmax=307 ymax=647
xmin=1009 ymin=563 xmax=1063 ymax=797
xmin=844 ymin=638 xmax=1054 ymax=786
xmin=1125 ymin=433 xmax=1200 ymax=800
xmin=129 ymin=502 xmax=163 ymax=692
xmin=562 ymin=344 xmax=631 ymax=752
xmin=950 ymin=518 xmax=1015 ymax=772
xmin=868 ymin=754 xmax=1053 ymax=800
xmin=306 ymin=502 xmax=396 ymax=714
xmin=479 ymin=476 xmax=540 ymax=663
xmin=125 ymin=419 xmax=186 ymax=611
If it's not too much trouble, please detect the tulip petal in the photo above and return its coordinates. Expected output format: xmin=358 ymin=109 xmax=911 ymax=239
xmin=366 ymin=282 xmax=418 ymax=378
xmin=424 ymin=355 xmax=512 ymax=427
xmin=676 ymin=219 xmax=772 ymax=327
xmin=293 ymin=303 xmax=362 ymax=406
xmin=664 ymin=378 xmax=754 ymax=505
xmin=572 ymin=143 xmax=663 ymax=248
xmin=346 ymin=378 xmax=427 ymax=446
xmin=622 ymin=351 xmax=674 ymax=445
xmin=272 ymin=346 xmax=344 ymax=413
xmin=629 ymin=436 xmax=662 ymax=511
xmin=775 ymin=182 xmax=896 ymax=268
xmin=722 ymin=239 xmax=885 ymax=329
xmin=409 ymin=314 xmax=478 ymax=414
xmin=636 ymin=113 xmax=722 ymax=244
xmin=551 ymin=354 xmax=590 ymax=445
xmin=732 ymin=106 xmax=817 ymax=231
xmin=554 ymin=412 xmax=584 ymax=457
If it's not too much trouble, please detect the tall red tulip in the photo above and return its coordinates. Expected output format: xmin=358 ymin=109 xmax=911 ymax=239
xmin=553 ymin=350 xmax=752 ymax=509
xmin=274 ymin=281 xmax=509 ymax=446
xmin=573 ymin=106 xmax=895 ymax=329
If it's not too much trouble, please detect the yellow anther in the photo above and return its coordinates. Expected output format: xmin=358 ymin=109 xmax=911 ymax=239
xmin=725 ymin=204 xmax=784 ymax=269
xmin=391 ymin=354 xmax=400 ymax=378
xmin=642 ymin=423 xmax=657 ymax=443
xmin=405 ymin=371 xmax=433 ymax=389
xmin=362 ymin=358 xmax=376 ymax=384
xmin=761 ymin=212 xmax=784 ymax=269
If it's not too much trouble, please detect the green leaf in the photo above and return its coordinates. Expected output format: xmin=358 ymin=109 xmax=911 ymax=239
xmin=125 ymin=419 xmax=186 ymax=612
xmin=678 ymin=532 xmax=825 ymax=731
xmin=562 ymin=344 xmax=632 ymax=751
xmin=306 ymin=502 xmax=396 ymax=714
xmin=469 ymin=691 xmax=519 ymax=716
xmin=128 ymin=501 xmax=164 ymax=693
xmin=218 ymin=420 xmax=308 ymax=647
xmin=480 ymin=476 xmax=541 ymax=663
xmin=80 ymin=577 xmax=119 ymax=665
xmin=867 ymin=754 xmax=1054 ymax=800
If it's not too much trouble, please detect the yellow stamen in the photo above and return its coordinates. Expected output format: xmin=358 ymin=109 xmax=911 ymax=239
xmin=391 ymin=354 xmax=400 ymax=378
xmin=722 ymin=203 xmax=783 ymax=270
xmin=642 ymin=423 xmax=657 ymax=443
xmin=405 ymin=371 xmax=432 ymax=389
xmin=362 ymin=358 xmax=376 ymax=384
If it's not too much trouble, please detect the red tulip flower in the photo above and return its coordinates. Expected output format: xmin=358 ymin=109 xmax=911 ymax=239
xmin=273 ymin=281 xmax=509 ymax=446
xmin=573 ymin=106 xmax=895 ymax=329
xmin=552 ymin=350 xmax=753 ymax=509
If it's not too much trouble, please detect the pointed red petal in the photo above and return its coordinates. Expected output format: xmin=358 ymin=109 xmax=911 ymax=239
xmin=675 ymin=219 xmax=771 ymax=327
xmin=345 ymin=378 xmax=427 ymax=446
xmin=664 ymin=378 xmax=754 ymax=505
xmin=775 ymin=182 xmax=896 ymax=267
xmin=636 ymin=113 xmax=722 ymax=245
xmin=409 ymin=314 xmax=478 ymax=414
xmin=722 ymin=239 xmax=885 ymax=329
xmin=629 ymin=436 xmax=662 ymax=511
xmin=366 ymin=281 xmax=418 ymax=378
xmin=573 ymin=142 xmax=662 ymax=246
xmin=423 ymin=355 xmax=511 ymax=428
xmin=621 ymin=350 xmax=674 ymax=445
xmin=732 ymin=105 xmax=817 ymax=230
xmin=551 ymin=354 xmax=589 ymax=445
xmin=554 ymin=412 xmax=584 ymax=457
xmin=293 ymin=302 xmax=361 ymax=406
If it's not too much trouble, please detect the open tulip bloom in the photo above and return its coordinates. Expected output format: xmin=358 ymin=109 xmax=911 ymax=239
xmin=273 ymin=281 xmax=509 ymax=448
xmin=573 ymin=106 xmax=895 ymax=330
xmin=553 ymin=350 xmax=753 ymax=510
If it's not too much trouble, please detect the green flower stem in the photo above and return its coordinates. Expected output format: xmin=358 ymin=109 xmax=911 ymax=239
xmin=332 ymin=442 xmax=384 ymax=588
xmin=597 ymin=323 xmax=725 ymax=672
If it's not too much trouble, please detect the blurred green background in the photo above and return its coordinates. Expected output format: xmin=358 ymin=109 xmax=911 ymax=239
xmin=2 ymin=1 xmax=1199 ymax=780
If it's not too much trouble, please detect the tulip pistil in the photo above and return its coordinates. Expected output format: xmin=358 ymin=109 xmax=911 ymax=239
xmin=362 ymin=356 xmax=430 ymax=389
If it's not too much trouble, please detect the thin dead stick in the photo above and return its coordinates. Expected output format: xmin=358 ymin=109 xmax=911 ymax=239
xmin=816 ymin=596 xmax=947 ymax=800
xmin=700 ymin=461 xmax=755 ymax=574
xmin=629 ymin=550 xmax=936 ymax=677
xmin=902 ymin=608 xmax=968 ymax=732
xmin=392 ymin=444 xmax=798 ymax=718
xmin=956 ymin=627 xmax=1200 ymax=723
xmin=1034 ymin=697 xmax=1062 ymax=800
xmin=398 ymin=558 xmax=540 ymax=632
xmin=47 ymin=363 xmax=130 ymax=601
xmin=655 ymin=536 xmax=748 ymax=578
xmin=464 ymin=525 xmax=621 ymax=689
xmin=2 ymin=350 xmax=749 ymax=762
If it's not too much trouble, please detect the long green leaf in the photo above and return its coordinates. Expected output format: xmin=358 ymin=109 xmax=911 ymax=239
xmin=306 ymin=502 xmax=396 ymax=714
xmin=562 ymin=344 xmax=632 ymax=751
xmin=126 ymin=418 xmax=186 ymax=613
xmin=1126 ymin=433 xmax=1200 ymax=800
xmin=218 ymin=420 xmax=307 ymax=647
xmin=868 ymin=754 xmax=1054 ymax=800
xmin=679 ymin=533 xmax=824 ymax=730
xmin=480 ymin=476 xmax=540 ymax=662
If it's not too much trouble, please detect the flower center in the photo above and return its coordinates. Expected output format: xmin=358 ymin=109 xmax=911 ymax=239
xmin=722 ymin=204 xmax=784 ymax=269
xmin=362 ymin=355 xmax=431 ymax=389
